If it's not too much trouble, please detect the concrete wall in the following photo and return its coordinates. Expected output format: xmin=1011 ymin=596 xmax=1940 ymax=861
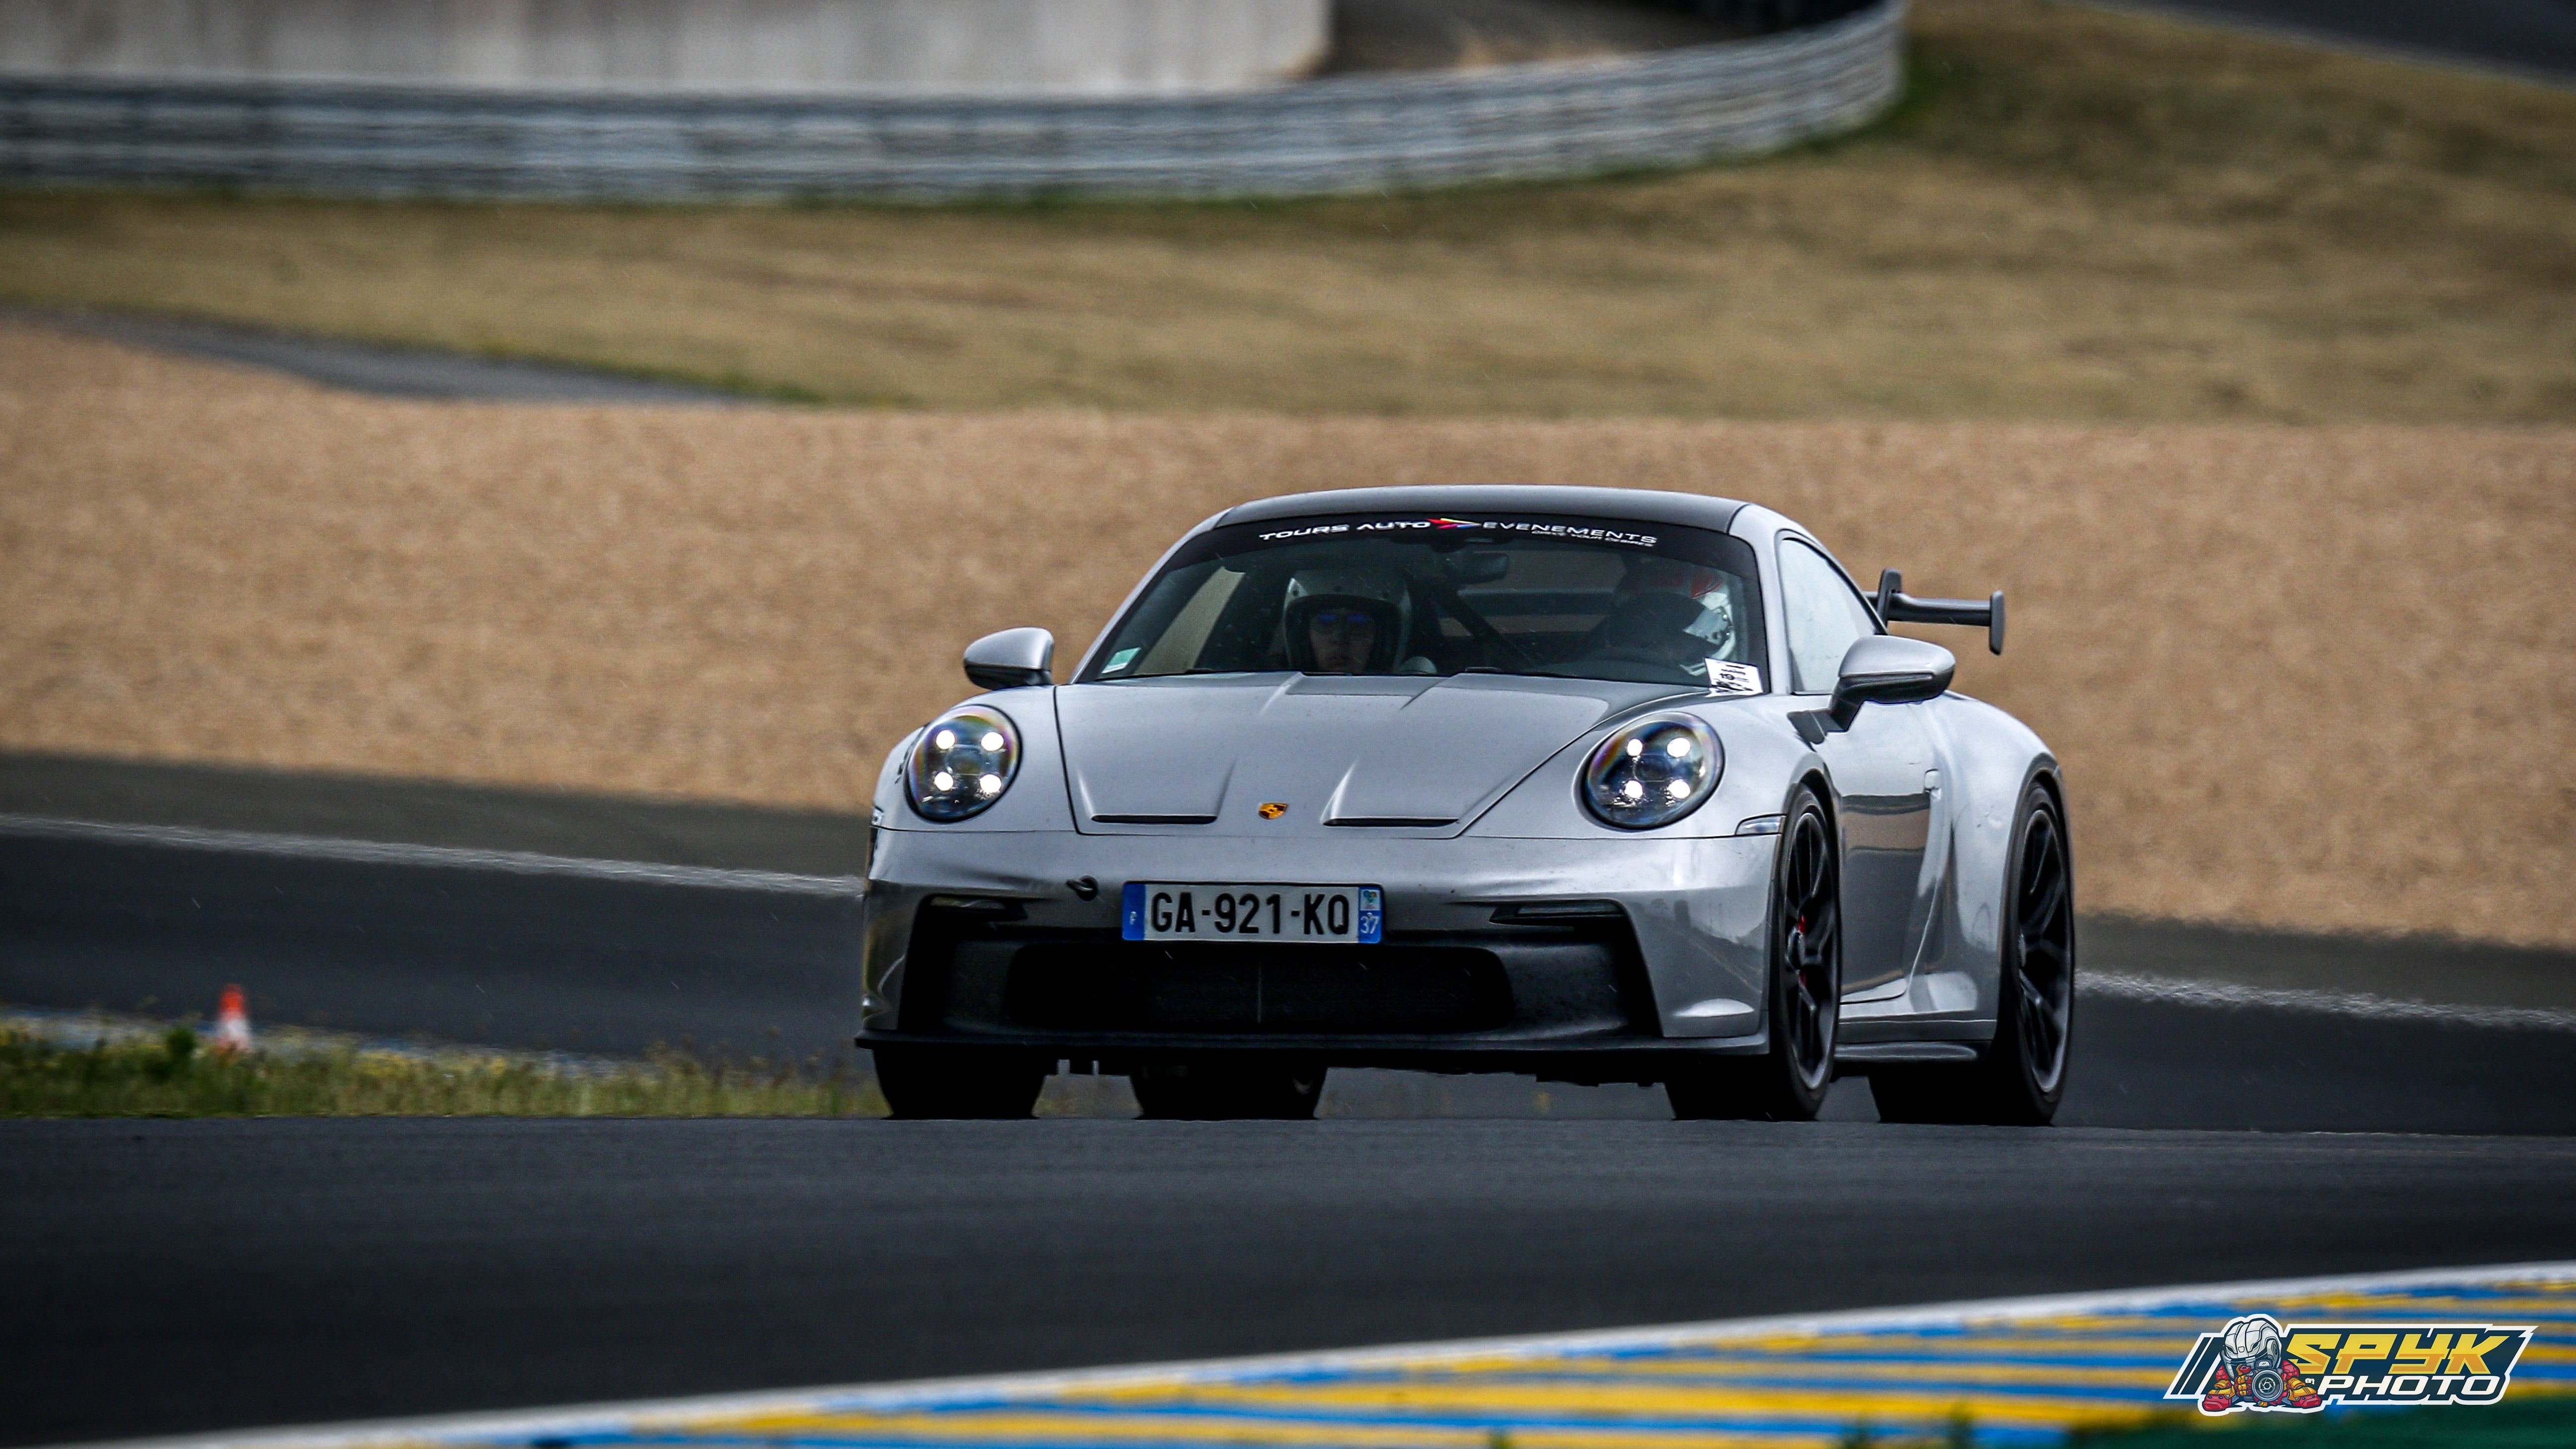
xmin=0 ymin=0 xmax=1332 ymax=94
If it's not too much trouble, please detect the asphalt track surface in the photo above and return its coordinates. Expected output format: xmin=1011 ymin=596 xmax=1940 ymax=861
xmin=4 ymin=825 xmax=2576 ymax=1446
xmin=4 ymin=1120 xmax=2574 ymax=1448
xmin=2102 ymin=0 xmax=2576 ymax=81
xmin=1 ymin=830 xmax=871 ymax=1067
xmin=5 ymin=307 xmax=743 ymax=404
xmin=9 ymin=828 xmax=2576 ymax=1133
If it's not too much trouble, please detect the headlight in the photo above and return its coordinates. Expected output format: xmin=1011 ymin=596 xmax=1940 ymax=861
xmin=907 ymin=707 xmax=1019 ymax=821
xmin=1582 ymin=713 xmax=1721 ymax=830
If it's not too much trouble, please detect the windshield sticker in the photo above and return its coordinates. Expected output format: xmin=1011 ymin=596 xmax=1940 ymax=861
xmin=1102 ymin=647 xmax=1140 ymax=674
xmin=1706 ymin=660 xmax=1763 ymax=694
xmin=1255 ymin=518 xmax=1662 ymax=548
xmin=1470 ymin=519 xmax=1661 ymax=547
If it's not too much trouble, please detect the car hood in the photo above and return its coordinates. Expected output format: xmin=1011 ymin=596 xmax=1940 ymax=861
xmin=1055 ymin=673 xmax=1694 ymax=837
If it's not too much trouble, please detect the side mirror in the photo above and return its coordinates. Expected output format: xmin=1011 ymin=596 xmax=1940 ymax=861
xmin=964 ymin=627 xmax=1054 ymax=691
xmin=1827 ymin=636 xmax=1955 ymax=730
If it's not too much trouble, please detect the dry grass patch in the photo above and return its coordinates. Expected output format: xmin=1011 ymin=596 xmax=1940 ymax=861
xmin=0 ymin=1023 xmax=881 ymax=1117
xmin=1 ymin=0 xmax=2572 ymax=423
xmin=3 ymin=323 xmax=2570 ymax=946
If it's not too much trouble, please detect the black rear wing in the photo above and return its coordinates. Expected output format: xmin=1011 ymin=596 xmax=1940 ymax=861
xmin=1874 ymin=570 xmax=2005 ymax=656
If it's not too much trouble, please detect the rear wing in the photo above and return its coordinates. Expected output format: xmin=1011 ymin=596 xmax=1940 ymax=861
xmin=1874 ymin=570 xmax=2005 ymax=656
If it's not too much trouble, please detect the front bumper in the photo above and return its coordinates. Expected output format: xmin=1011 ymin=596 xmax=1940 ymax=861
xmin=858 ymin=828 xmax=1777 ymax=1080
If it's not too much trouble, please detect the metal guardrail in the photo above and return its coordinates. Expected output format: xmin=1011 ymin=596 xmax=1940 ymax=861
xmin=0 ymin=1 xmax=1902 ymax=201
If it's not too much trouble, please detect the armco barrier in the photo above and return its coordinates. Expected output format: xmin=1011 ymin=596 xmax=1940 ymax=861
xmin=0 ymin=1 xmax=1901 ymax=200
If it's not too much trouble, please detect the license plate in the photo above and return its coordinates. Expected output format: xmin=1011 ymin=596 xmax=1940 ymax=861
xmin=1122 ymin=884 xmax=1383 ymax=944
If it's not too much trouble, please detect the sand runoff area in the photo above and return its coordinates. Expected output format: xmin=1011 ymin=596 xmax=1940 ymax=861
xmin=3 ymin=321 xmax=2569 ymax=947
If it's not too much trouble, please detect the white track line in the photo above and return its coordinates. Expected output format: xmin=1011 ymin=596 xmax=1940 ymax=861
xmin=2085 ymin=971 xmax=2576 ymax=1033
xmin=63 ymin=1259 xmax=2576 ymax=1449
xmin=0 ymin=813 xmax=861 ymax=897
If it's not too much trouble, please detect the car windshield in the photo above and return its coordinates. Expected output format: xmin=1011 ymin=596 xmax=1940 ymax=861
xmin=1081 ymin=512 xmax=1769 ymax=690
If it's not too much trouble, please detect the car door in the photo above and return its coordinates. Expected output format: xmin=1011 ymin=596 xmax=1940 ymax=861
xmin=1776 ymin=537 xmax=1936 ymax=1001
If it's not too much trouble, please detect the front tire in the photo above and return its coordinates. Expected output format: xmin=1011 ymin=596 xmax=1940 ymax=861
xmin=873 ymin=1048 xmax=1047 ymax=1120
xmin=1870 ymin=780 xmax=2075 ymax=1126
xmin=1668 ymin=784 xmax=1841 ymax=1121
xmin=1131 ymin=1059 xmax=1325 ymax=1120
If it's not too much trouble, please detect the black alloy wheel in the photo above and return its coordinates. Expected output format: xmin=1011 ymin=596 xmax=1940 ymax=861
xmin=873 ymin=1047 xmax=1048 ymax=1120
xmin=1131 ymin=1059 xmax=1326 ymax=1120
xmin=1668 ymin=783 xmax=1840 ymax=1121
xmin=1869 ymin=780 xmax=2075 ymax=1126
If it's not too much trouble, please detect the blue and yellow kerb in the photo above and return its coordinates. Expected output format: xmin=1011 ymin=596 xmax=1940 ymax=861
xmin=168 ymin=1264 xmax=2576 ymax=1449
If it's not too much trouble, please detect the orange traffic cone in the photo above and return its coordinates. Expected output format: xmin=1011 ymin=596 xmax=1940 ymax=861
xmin=213 ymin=984 xmax=252 ymax=1054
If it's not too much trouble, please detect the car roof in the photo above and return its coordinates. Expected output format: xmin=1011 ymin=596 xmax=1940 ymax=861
xmin=1216 ymin=485 xmax=1748 ymax=533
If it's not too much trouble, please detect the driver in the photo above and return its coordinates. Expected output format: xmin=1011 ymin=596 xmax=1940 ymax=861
xmin=1307 ymin=603 xmax=1381 ymax=673
xmin=1592 ymin=591 xmax=1713 ymax=668
xmin=1612 ymin=555 xmax=1742 ymax=658
xmin=1284 ymin=569 xmax=1414 ymax=674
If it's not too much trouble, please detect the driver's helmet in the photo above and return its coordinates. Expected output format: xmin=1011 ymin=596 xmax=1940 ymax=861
xmin=1596 ymin=591 xmax=1711 ymax=663
xmin=1284 ymin=567 xmax=1411 ymax=671
xmin=1614 ymin=556 xmax=1741 ymax=657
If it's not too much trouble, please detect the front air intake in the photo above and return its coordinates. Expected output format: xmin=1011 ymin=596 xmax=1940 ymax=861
xmin=1003 ymin=943 xmax=1512 ymax=1034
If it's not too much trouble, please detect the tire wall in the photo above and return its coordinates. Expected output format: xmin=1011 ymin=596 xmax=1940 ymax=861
xmin=0 ymin=0 xmax=1906 ymax=201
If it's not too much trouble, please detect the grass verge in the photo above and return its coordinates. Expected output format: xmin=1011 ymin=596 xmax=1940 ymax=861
xmin=0 ymin=1024 xmax=885 ymax=1117
xmin=2066 ymin=1396 xmax=2576 ymax=1448
xmin=0 ymin=0 xmax=2570 ymax=422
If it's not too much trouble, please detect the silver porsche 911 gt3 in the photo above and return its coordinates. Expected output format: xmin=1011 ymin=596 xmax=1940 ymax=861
xmin=858 ymin=486 xmax=2074 ymax=1124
